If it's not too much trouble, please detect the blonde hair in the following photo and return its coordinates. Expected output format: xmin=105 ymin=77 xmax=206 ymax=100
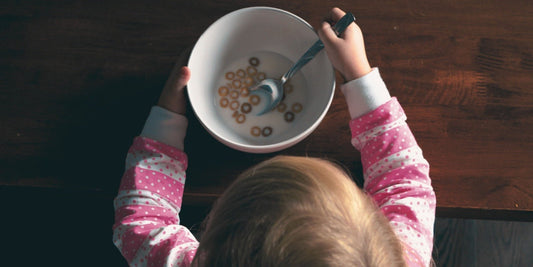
xmin=193 ymin=156 xmax=406 ymax=267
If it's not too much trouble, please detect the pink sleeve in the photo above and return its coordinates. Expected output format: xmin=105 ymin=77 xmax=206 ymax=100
xmin=350 ymin=98 xmax=436 ymax=266
xmin=113 ymin=137 xmax=198 ymax=267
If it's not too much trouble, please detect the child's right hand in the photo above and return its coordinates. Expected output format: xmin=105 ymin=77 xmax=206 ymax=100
xmin=318 ymin=7 xmax=372 ymax=82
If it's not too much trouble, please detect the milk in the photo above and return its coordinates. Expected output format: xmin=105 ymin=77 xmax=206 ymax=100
xmin=214 ymin=51 xmax=307 ymax=142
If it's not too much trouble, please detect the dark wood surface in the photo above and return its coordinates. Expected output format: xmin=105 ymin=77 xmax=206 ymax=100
xmin=433 ymin=218 xmax=533 ymax=267
xmin=2 ymin=0 xmax=533 ymax=221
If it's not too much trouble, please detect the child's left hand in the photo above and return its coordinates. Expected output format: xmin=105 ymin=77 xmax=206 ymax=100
xmin=157 ymin=49 xmax=191 ymax=115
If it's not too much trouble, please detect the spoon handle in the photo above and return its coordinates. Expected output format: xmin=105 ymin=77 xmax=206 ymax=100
xmin=281 ymin=12 xmax=356 ymax=83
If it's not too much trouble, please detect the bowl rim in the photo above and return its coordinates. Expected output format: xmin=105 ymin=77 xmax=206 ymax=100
xmin=187 ymin=6 xmax=336 ymax=153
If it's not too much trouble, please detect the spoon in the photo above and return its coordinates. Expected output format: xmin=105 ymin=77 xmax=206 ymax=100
xmin=250 ymin=12 xmax=356 ymax=115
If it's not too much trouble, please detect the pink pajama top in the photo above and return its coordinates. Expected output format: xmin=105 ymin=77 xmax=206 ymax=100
xmin=113 ymin=68 xmax=436 ymax=266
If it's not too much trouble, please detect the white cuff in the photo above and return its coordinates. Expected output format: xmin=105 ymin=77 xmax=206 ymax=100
xmin=140 ymin=106 xmax=188 ymax=151
xmin=340 ymin=68 xmax=392 ymax=119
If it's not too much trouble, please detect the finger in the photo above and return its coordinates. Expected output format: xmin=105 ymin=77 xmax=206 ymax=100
xmin=158 ymin=66 xmax=190 ymax=114
xmin=317 ymin=21 xmax=340 ymax=47
xmin=176 ymin=66 xmax=191 ymax=90
xmin=330 ymin=7 xmax=346 ymax=22
xmin=168 ymin=45 xmax=192 ymax=78
xmin=167 ymin=66 xmax=190 ymax=91
xmin=324 ymin=7 xmax=356 ymax=39
xmin=165 ymin=47 xmax=192 ymax=91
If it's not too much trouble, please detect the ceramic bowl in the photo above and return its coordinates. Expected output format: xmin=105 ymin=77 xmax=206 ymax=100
xmin=188 ymin=7 xmax=335 ymax=153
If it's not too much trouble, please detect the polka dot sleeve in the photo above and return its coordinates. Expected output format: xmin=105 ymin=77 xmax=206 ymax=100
xmin=113 ymin=137 xmax=198 ymax=267
xmin=350 ymin=98 xmax=436 ymax=267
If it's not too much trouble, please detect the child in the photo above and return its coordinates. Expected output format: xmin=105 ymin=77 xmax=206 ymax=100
xmin=113 ymin=7 xmax=436 ymax=267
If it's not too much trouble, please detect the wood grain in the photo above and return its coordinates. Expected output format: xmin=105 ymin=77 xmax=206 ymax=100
xmin=1 ymin=0 xmax=532 ymax=219
xmin=433 ymin=218 xmax=533 ymax=267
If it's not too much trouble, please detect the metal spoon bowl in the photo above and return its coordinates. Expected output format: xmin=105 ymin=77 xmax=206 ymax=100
xmin=250 ymin=12 xmax=356 ymax=115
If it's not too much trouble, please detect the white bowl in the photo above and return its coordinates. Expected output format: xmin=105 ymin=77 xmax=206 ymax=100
xmin=188 ymin=7 xmax=335 ymax=153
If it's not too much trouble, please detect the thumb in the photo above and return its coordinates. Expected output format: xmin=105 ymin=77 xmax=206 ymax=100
xmin=164 ymin=46 xmax=192 ymax=91
xmin=164 ymin=66 xmax=191 ymax=92
xmin=176 ymin=66 xmax=191 ymax=90
xmin=158 ymin=66 xmax=191 ymax=115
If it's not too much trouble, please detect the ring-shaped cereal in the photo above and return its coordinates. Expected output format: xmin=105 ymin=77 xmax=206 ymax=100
xmin=284 ymin=111 xmax=295 ymax=122
xmin=262 ymin=126 xmax=273 ymax=137
xmin=230 ymin=90 xmax=239 ymax=99
xmin=232 ymin=79 xmax=242 ymax=89
xmin=232 ymin=111 xmax=239 ymax=118
xmin=246 ymin=66 xmax=257 ymax=76
xmin=236 ymin=69 xmax=246 ymax=78
xmin=256 ymin=72 xmax=266 ymax=81
xmin=236 ymin=114 xmax=246 ymax=124
xmin=244 ymin=77 xmax=254 ymax=87
xmin=240 ymin=87 xmax=250 ymax=97
xmin=291 ymin=102 xmax=303 ymax=113
xmin=240 ymin=102 xmax=252 ymax=114
xmin=284 ymin=84 xmax=294 ymax=94
xmin=276 ymin=102 xmax=287 ymax=112
xmin=249 ymin=95 xmax=261 ymax=105
xmin=250 ymin=126 xmax=261 ymax=137
xmin=249 ymin=57 xmax=260 ymax=66
xmin=218 ymin=86 xmax=229 ymax=96
xmin=229 ymin=100 xmax=240 ymax=111
xmin=225 ymin=71 xmax=235 ymax=80
xmin=219 ymin=98 xmax=229 ymax=108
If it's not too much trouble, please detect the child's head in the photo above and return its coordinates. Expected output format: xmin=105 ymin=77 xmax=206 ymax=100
xmin=193 ymin=156 xmax=406 ymax=266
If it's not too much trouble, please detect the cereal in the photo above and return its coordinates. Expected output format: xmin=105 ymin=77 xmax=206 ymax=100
xmin=244 ymin=77 xmax=254 ymax=87
xmin=230 ymin=90 xmax=239 ymax=99
xmin=276 ymin=102 xmax=287 ymax=112
xmin=256 ymin=72 xmax=266 ymax=81
xmin=229 ymin=100 xmax=240 ymax=111
xmin=236 ymin=114 xmax=246 ymax=124
xmin=262 ymin=126 xmax=273 ymax=137
xmin=249 ymin=95 xmax=261 ymax=105
xmin=250 ymin=126 xmax=261 ymax=137
xmin=218 ymin=86 xmax=229 ymax=97
xmin=220 ymin=98 xmax=229 ymax=108
xmin=291 ymin=102 xmax=303 ymax=113
xmin=240 ymin=103 xmax=252 ymax=114
xmin=236 ymin=69 xmax=246 ymax=78
xmin=284 ymin=83 xmax=293 ymax=94
xmin=225 ymin=71 xmax=235 ymax=80
xmin=284 ymin=111 xmax=295 ymax=122
xmin=249 ymin=57 xmax=259 ymax=66
xmin=232 ymin=79 xmax=242 ymax=89
xmin=240 ymin=87 xmax=250 ymax=97
xmin=217 ymin=54 xmax=305 ymax=138
xmin=246 ymin=66 xmax=257 ymax=76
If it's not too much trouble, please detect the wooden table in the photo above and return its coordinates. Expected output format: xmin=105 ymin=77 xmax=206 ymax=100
xmin=2 ymin=0 xmax=533 ymax=222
